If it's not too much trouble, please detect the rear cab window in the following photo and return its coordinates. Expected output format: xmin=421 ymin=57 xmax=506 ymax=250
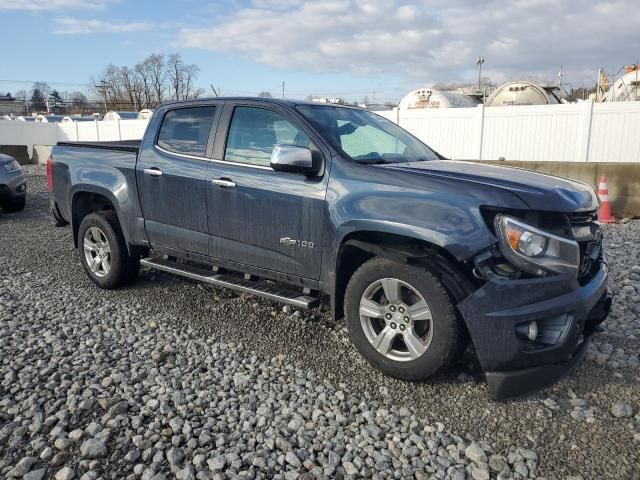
xmin=157 ymin=106 xmax=217 ymax=157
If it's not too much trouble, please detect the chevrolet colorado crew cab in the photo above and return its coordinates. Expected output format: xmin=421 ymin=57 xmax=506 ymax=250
xmin=48 ymin=98 xmax=611 ymax=399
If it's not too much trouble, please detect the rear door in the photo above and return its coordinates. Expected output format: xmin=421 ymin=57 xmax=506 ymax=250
xmin=206 ymin=102 xmax=329 ymax=280
xmin=137 ymin=103 xmax=222 ymax=254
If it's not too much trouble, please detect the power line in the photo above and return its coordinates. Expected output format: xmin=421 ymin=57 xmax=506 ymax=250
xmin=0 ymin=79 xmax=92 ymax=87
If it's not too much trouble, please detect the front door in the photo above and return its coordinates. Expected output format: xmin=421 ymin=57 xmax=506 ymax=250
xmin=137 ymin=104 xmax=220 ymax=255
xmin=207 ymin=103 xmax=328 ymax=280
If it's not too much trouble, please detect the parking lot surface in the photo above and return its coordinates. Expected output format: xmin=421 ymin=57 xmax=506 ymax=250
xmin=1 ymin=166 xmax=639 ymax=479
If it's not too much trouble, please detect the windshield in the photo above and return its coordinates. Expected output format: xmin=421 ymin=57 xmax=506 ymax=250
xmin=296 ymin=104 xmax=439 ymax=164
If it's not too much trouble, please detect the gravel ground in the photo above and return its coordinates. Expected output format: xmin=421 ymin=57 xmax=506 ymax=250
xmin=1 ymin=165 xmax=639 ymax=480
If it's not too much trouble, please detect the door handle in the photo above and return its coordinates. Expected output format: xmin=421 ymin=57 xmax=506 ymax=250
xmin=144 ymin=168 xmax=163 ymax=177
xmin=212 ymin=178 xmax=236 ymax=188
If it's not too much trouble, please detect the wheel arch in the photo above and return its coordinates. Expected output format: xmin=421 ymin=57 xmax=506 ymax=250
xmin=331 ymin=230 xmax=477 ymax=322
xmin=71 ymin=187 xmax=121 ymax=248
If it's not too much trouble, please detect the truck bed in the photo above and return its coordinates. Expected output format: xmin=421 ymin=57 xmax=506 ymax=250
xmin=56 ymin=140 xmax=141 ymax=153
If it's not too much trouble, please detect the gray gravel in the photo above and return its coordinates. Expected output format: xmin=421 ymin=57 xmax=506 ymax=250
xmin=1 ymin=165 xmax=639 ymax=479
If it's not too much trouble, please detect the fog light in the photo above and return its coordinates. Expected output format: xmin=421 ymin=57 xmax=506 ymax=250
xmin=17 ymin=183 xmax=26 ymax=193
xmin=516 ymin=321 xmax=539 ymax=341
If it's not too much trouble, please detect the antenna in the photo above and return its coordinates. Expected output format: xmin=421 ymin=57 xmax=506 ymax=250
xmin=210 ymin=84 xmax=219 ymax=97
xmin=558 ymin=65 xmax=566 ymax=98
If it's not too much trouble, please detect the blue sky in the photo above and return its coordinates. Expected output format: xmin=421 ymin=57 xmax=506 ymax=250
xmin=1 ymin=0 xmax=638 ymax=103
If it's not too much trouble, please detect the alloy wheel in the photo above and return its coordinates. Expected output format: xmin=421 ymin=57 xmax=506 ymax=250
xmin=359 ymin=277 xmax=433 ymax=362
xmin=83 ymin=226 xmax=112 ymax=278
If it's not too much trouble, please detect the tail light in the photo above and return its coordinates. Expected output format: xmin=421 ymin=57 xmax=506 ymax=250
xmin=46 ymin=155 xmax=53 ymax=192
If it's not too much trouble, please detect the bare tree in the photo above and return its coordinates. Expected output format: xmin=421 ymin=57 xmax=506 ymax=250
xmin=183 ymin=63 xmax=201 ymax=99
xmin=148 ymin=54 xmax=165 ymax=104
xmin=167 ymin=54 xmax=203 ymax=100
xmin=135 ymin=60 xmax=153 ymax=108
xmin=119 ymin=66 xmax=141 ymax=110
xmin=14 ymin=89 xmax=29 ymax=114
xmin=167 ymin=54 xmax=184 ymax=101
xmin=136 ymin=53 xmax=165 ymax=107
xmin=93 ymin=53 xmax=203 ymax=110
xmin=69 ymin=91 xmax=88 ymax=114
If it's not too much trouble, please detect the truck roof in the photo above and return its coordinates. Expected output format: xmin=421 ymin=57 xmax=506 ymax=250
xmin=158 ymin=97 xmax=361 ymax=110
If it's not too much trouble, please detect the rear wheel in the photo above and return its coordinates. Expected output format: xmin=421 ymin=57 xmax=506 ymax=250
xmin=2 ymin=196 xmax=26 ymax=213
xmin=78 ymin=211 xmax=139 ymax=289
xmin=344 ymin=257 xmax=463 ymax=380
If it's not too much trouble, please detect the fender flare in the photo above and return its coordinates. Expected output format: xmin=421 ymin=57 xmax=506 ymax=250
xmin=330 ymin=234 xmax=477 ymax=321
xmin=70 ymin=184 xmax=130 ymax=247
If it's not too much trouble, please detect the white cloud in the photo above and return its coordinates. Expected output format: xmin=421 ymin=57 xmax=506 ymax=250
xmin=0 ymin=0 xmax=114 ymax=10
xmin=53 ymin=17 xmax=150 ymax=34
xmin=177 ymin=0 xmax=640 ymax=86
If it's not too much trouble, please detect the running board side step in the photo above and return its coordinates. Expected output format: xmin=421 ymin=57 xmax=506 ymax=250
xmin=140 ymin=257 xmax=319 ymax=309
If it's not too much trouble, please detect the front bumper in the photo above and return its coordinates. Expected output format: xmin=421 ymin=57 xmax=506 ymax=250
xmin=459 ymin=263 xmax=611 ymax=400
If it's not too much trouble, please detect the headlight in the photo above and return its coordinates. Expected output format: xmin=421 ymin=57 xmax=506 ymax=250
xmin=494 ymin=214 xmax=580 ymax=277
xmin=3 ymin=160 xmax=22 ymax=174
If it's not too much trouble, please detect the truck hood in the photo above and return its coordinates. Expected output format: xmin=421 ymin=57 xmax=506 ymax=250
xmin=379 ymin=160 xmax=599 ymax=212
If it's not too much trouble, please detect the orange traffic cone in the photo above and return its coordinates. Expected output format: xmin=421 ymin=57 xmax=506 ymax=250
xmin=597 ymin=174 xmax=615 ymax=223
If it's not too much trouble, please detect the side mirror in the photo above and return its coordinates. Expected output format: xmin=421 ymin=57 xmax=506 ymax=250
xmin=270 ymin=145 xmax=318 ymax=176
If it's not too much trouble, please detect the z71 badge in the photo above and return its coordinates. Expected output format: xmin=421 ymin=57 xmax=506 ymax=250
xmin=280 ymin=237 xmax=314 ymax=248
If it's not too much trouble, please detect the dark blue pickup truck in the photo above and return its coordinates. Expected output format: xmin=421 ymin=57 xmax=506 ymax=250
xmin=48 ymin=97 xmax=611 ymax=399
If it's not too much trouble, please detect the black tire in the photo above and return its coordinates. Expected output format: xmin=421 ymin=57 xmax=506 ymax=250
xmin=344 ymin=257 xmax=464 ymax=380
xmin=2 ymin=196 xmax=26 ymax=213
xmin=77 ymin=211 xmax=139 ymax=289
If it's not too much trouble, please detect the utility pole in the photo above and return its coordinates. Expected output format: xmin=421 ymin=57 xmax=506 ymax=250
xmin=476 ymin=56 xmax=485 ymax=93
xmin=97 ymin=80 xmax=108 ymax=114
xmin=634 ymin=60 xmax=640 ymax=100
xmin=282 ymin=81 xmax=285 ymax=99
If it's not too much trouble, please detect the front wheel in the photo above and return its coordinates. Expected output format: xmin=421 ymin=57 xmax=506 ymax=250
xmin=78 ymin=211 xmax=139 ymax=289
xmin=344 ymin=257 xmax=464 ymax=380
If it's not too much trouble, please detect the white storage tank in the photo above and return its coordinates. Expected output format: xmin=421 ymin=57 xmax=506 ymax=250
xmin=137 ymin=108 xmax=154 ymax=120
xmin=68 ymin=116 xmax=97 ymax=122
xmin=399 ymin=88 xmax=479 ymax=110
xmin=486 ymin=81 xmax=560 ymax=106
xmin=103 ymin=111 xmax=139 ymax=121
xmin=605 ymin=66 xmax=640 ymax=102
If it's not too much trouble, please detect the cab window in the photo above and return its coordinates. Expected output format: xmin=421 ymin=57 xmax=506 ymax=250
xmin=225 ymin=107 xmax=309 ymax=167
xmin=157 ymin=106 xmax=216 ymax=156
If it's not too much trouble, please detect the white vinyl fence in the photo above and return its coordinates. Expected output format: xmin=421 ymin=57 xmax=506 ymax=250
xmin=377 ymin=101 xmax=640 ymax=163
xmin=2 ymin=102 xmax=640 ymax=163
xmin=0 ymin=119 xmax=149 ymax=157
